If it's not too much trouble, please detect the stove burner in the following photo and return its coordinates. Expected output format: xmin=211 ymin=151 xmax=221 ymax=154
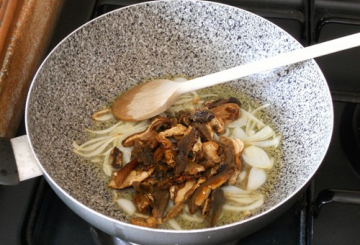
xmin=340 ymin=103 xmax=360 ymax=176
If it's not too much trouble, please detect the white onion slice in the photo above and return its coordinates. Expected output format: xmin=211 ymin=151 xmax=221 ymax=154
xmin=244 ymin=126 xmax=274 ymax=142
xmin=246 ymin=135 xmax=281 ymax=148
xmin=242 ymin=146 xmax=273 ymax=169
xmin=238 ymin=171 xmax=247 ymax=182
xmin=247 ymin=167 xmax=267 ymax=190
xmin=227 ymin=114 xmax=247 ymax=129
xmin=168 ymin=219 xmax=182 ymax=230
xmin=179 ymin=213 xmax=204 ymax=223
xmin=116 ymin=198 xmax=136 ymax=215
xmin=231 ymin=127 xmax=248 ymax=140
xmin=223 ymin=197 xmax=264 ymax=212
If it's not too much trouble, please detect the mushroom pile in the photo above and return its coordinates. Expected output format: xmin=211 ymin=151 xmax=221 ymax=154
xmin=107 ymin=98 xmax=247 ymax=228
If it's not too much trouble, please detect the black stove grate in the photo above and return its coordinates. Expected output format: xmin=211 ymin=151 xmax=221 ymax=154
xmin=1 ymin=0 xmax=360 ymax=245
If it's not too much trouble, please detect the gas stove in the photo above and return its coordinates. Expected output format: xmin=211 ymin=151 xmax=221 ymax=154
xmin=1 ymin=0 xmax=360 ymax=244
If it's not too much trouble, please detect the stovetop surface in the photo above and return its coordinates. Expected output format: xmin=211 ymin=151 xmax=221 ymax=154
xmin=1 ymin=0 xmax=360 ymax=244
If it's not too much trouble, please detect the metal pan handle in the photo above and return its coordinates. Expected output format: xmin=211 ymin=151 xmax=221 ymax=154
xmin=0 ymin=135 xmax=42 ymax=185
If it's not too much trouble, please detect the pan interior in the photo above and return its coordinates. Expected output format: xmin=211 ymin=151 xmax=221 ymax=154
xmin=26 ymin=0 xmax=333 ymax=227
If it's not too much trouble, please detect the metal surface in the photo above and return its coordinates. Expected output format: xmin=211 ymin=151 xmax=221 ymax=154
xmin=1 ymin=0 xmax=360 ymax=245
xmin=0 ymin=137 xmax=19 ymax=185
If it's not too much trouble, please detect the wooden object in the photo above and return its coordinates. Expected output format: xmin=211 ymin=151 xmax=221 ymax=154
xmin=0 ymin=0 xmax=65 ymax=137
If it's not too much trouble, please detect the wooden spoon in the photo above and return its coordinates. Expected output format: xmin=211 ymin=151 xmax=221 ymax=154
xmin=112 ymin=33 xmax=360 ymax=121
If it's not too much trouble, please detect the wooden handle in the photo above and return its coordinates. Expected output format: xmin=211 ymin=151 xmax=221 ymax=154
xmin=179 ymin=32 xmax=360 ymax=93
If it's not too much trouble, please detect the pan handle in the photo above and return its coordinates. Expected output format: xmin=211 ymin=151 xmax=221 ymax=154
xmin=0 ymin=135 xmax=42 ymax=185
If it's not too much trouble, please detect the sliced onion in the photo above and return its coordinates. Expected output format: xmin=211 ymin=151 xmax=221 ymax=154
xmin=102 ymin=149 xmax=113 ymax=176
xmin=237 ymin=171 xmax=247 ymax=182
xmin=242 ymin=146 xmax=273 ymax=169
xmin=168 ymin=219 xmax=182 ymax=230
xmin=226 ymin=196 xmax=260 ymax=204
xmin=227 ymin=114 xmax=247 ymax=129
xmin=231 ymin=127 xmax=248 ymax=140
xmin=246 ymin=135 xmax=281 ymax=148
xmin=241 ymin=109 xmax=266 ymax=129
xmin=116 ymin=198 xmax=136 ymax=215
xmin=179 ymin=213 xmax=204 ymax=223
xmin=223 ymin=197 xmax=264 ymax=212
xmin=244 ymin=126 xmax=274 ymax=142
xmin=222 ymin=185 xmax=249 ymax=194
xmin=247 ymin=167 xmax=267 ymax=190
xmin=85 ymin=121 xmax=122 ymax=135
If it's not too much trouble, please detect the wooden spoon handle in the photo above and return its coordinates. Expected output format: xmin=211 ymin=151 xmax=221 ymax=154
xmin=179 ymin=32 xmax=360 ymax=94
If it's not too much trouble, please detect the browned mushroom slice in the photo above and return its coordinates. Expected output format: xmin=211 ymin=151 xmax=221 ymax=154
xmin=153 ymin=146 xmax=164 ymax=163
xmin=164 ymin=148 xmax=177 ymax=168
xmin=205 ymin=188 xmax=226 ymax=227
xmin=133 ymin=177 xmax=158 ymax=193
xmin=130 ymin=217 xmax=157 ymax=228
xmin=184 ymin=161 xmax=205 ymax=175
xmin=219 ymin=136 xmax=244 ymax=184
xmin=188 ymin=166 xmax=235 ymax=214
xmin=208 ymin=116 xmax=225 ymax=134
xmin=176 ymin=110 xmax=191 ymax=126
xmin=204 ymin=97 xmax=241 ymax=109
xmin=190 ymin=137 xmax=203 ymax=161
xmin=189 ymin=109 xmax=215 ymax=123
xmin=174 ymin=177 xmax=206 ymax=205
xmin=158 ymin=174 xmax=197 ymax=190
xmin=219 ymin=136 xmax=244 ymax=167
xmin=108 ymin=158 xmax=139 ymax=189
xmin=175 ymin=127 xmax=199 ymax=174
xmin=110 ymin=147 xmax=123 ymax=169
xmin=108 ymin=164 xmax=155 ymax=189
xmin=162 ymin=203 xmax=185 ymax=223
xmin=131 ymin=140 xmax=154 ymax=166
xmin=158 ymin=124 xmax=189 ymax=140
xmin=210 ymin=103 xmax=240 ymax=124
xmin=192 ymin=122 xmax=213 ymax=142
xmin=122 ymin=117 xmax=170 ymax=149
xmin=152 ymin=189 xmax=170 ymax=219
xmin=203 ymin=141 xmax=221 ymax=164
xmin=133 ymin=192 xmax=154 ymax=214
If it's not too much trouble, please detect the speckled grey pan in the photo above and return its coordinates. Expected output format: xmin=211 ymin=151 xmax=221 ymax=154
xmin=25 ymin=1 xmax=333 ymax=244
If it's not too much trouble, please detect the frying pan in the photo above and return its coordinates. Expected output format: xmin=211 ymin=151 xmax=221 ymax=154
xmin=0 ymin=1 xmax=333 ymax=244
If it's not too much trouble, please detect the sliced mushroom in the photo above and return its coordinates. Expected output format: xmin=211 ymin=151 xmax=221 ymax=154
xmin=133 ymin=192 xmax=153 ymax=214
xmin=175 ymin=127 xmax=199 ymax=174
xmin=122 ymin=117 xmax=170 ymax=149
xmin=132 ymin=140 xmax=154 ymax=166
xmin=219 ymin=137 xmax=243 ymax=166
xmin=219 ymin=136 xmax=244 ymax=184
xmin=174 ymin=178 xmax=205 ymax=205
xmin=153 ymin=146 xmax=164 ymax=163
xmin=205 ymin=97 xmax=241 ymax=109
xmin=189 ymin=109 xmax=215 ymax=123
xmin=193 ymin=122 xmax=214 ymax=141
xmin=185 ymin=161 xmax=205 ymax=175
xmin=158 ymin=174 xmax=197 ymax=190
xmin=205 ymin=188 xmax=225 ymax=227
xmin=110 ymin=147 xmax=123 ymax=169
xmin=108 ymin=159 xmax=139 ymax=189
xmin=191 ymin=137 xmax=203 ymax=161
xmin=133 ymin=178 xmax=158 ymax=193
xmin=208 ymin=116 xmax=225 ymax=134
xmin=210 ymin=103 xmax=240 ymax=124
xmin=188 ymin=166 xmax=235 ymax=213
xmin=108 ymin=164 xmax=155 ymax=189
xmin=130 ymin=217 xmax=157 ymax=228
xmin=152 ymin=190 xmax=170 ymax=219
xmin=163 ymin=203 xmax=185 ymax=223
xmin=203 ymin=141 xmax=221 ymax=164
